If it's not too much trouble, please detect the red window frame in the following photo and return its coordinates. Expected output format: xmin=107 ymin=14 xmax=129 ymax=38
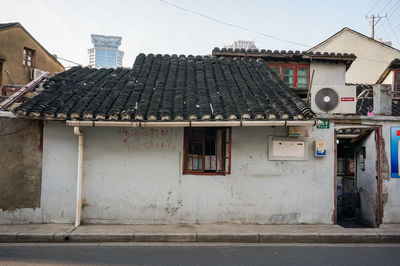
xmin=268 ymin=63 xmax=310 ymax=89
xmin=183 ymin=127 xmax=231 ymax=175
xmin=394 ymin=70 xmax=400 ymax=98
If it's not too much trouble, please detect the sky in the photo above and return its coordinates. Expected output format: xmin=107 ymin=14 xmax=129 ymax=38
xmin=1 ymin=0 xmax=399 ymax=68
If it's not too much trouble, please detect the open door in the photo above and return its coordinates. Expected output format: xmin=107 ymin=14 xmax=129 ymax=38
xmin=355 ymin=130 xmax=377 ymax=227
xmin=335 ymin=126 xmax=382 ymax=228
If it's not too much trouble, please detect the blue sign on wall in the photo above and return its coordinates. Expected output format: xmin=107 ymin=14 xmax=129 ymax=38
xmin=391 ymin=127 xmax=400 ymax=178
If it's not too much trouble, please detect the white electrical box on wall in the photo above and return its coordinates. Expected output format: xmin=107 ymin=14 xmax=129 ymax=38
xmin=315 ymin=141 xmax=327 ymax=157
xmin=268 ymin=136 xmax=309 ymax=161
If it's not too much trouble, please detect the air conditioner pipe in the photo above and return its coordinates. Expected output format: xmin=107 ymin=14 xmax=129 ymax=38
xmin=73 ymin=126 xmax=84 ymax=227
xmin=66 ymin=120 xmax=321 ymax=127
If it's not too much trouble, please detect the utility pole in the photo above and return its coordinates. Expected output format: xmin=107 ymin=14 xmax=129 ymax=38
xmin=366 ymin=14 xmax=387 ymax=39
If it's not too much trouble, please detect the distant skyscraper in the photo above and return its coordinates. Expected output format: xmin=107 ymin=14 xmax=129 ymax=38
xmin=88 ymin=34 xmax=124 ymax=68
xmin=223 ymin=40 xmax=258 ymax=50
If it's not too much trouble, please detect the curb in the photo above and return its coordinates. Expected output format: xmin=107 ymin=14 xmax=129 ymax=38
xmin=1 ymin=232 xmax=399 ymax=243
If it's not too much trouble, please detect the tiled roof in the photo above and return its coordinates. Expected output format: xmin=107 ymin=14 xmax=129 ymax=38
xmin=389 ymin=58 xmax=400 ymax=68
xmin=349 ymin=84 xmax=400 ymax=116
xmin=212 ymin=48 xmax=356 ymax=69
xmin=13 ymin=54 xmax=313 ymax=121
xmin=376 ymin=58 xmax=400 ymax=84
xmin=0 ymin=22 xmax=19 ymax=31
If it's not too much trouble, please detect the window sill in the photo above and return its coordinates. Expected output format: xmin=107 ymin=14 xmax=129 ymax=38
xmin=183 ymin=171 xmax=229 ymax=176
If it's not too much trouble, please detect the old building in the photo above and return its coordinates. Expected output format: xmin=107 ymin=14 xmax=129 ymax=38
xmin=1 ymin=53 xmax=334 ymax=225
xmin=0 ymin=22 xmax=63 ymax=217
xmin=212 ymin=48 xmax=356 ymax=97
xmin=0 ymin=22 xmax=64 ymax=95
xmin=308 ymin=27 xmax=400 ymax=85
xmin=376 ymin=58 xmax=400 ymax=96
xmin=1 ymin=51 xmax=398 ymax=228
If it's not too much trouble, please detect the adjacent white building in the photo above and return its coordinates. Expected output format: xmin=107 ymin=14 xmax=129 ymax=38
xmin=308 ymin=27 xmax=400 ymax=85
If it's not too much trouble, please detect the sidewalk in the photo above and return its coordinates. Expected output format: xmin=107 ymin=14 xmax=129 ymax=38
xmin=0 ymin=224 xmax=399 ymax=243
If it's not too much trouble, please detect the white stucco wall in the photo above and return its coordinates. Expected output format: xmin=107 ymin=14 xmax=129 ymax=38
xmin=382 ymin=71 xmax=394 ymax=88
xmin=0 ymin=121 xmax=336 ymax=224
xmin=310 ymin=62 xmax=346 ymax=86
xmin=356 ymin=132 xmax=377 ymax=227
xmin=310 ymin=29 xmax=400 ymax=84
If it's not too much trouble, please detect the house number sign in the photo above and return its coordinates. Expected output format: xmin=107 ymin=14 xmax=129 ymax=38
xmin=317 ymin=120 xmax=329 ymax=129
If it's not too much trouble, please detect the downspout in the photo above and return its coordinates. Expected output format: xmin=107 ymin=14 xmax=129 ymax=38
xmin=74 ymin=126 xmax=84 ymax=227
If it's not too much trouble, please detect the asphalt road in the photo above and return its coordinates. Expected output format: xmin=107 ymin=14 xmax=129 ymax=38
xmin=0 ymin=243 xmax=400 ymax=266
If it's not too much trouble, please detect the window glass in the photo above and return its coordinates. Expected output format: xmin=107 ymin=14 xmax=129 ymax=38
xmin=271 ymin=67 xmax=280 ymax=77
xmin=396 ymin=71 xmax=400 ymax=91
xmin=282 ymin=68 xmax=294 ymax=87
xmin=185 ymin=128 xmax=231 ymax=174
xmin=297 ymin=67 xmax=308 ymax=88
xmin=23 ymin=48 xmax=35 ymax=67
xmin=283 ymin=68 xmax=293 ymax=75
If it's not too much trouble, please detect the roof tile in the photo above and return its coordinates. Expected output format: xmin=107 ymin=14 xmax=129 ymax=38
xmin=14 ymin=54 xmax=313 ymax=121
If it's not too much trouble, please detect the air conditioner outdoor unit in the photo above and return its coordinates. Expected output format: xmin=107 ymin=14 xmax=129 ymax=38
xmin=311 ymin=85 xmax=357 ymax=114
xmin=30 ymin=68 xmax=47 ymax=80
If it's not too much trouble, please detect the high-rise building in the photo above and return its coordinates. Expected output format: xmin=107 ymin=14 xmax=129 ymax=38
xmin=223 ymin=40 xmax=258 ymax=50
xmin=88 ymin=34 xmax=124 ymax=68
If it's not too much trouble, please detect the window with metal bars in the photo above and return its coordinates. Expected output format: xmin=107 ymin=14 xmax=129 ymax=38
xmin=183 ymin=127 xmax=231 ymax=175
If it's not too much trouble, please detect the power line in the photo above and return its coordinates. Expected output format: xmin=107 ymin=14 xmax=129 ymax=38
xmin=366 ymin=14 xmax=387 ymax=38
xmin=374 ymin=1 xmax=400 ymax=31
xmin=159 ymin=0 xmax=311 ymax=48
xmin=356 ymin=56 xmax=391 ymax=64
xmin=0 ymin=121 xmax=35 ymax=137
xmin=384 ymin=17 xmax=400 ymax=47
xmin=387 ymin=21 xmax=400 ymax=36
xmin=55 ymin=56 xmax=82 ymax=66
xmin=367 ymin=0 xmax=382 ymax=14
xmin=378 ymin=5 xmax=400 ymax=35
xmin=377 ymin=0 xmax=394 ymax=15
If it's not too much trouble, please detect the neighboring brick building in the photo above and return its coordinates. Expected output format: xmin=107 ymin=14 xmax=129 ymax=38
xmin=0 ymin=22 xmax=64 ymax=94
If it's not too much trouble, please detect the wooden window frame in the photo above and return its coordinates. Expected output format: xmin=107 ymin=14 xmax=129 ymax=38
xmin=23 ymin=47 xmax=35 ymax=67
xmin=394 ymin=70 xmax=400 ymax=98
xmin=183 ymin=127 xmax=231 ymax=175
xmin=0 ymin=61 xmax=3 ymax=89
xmin=268 ymin=63 xmax=310 ymax=89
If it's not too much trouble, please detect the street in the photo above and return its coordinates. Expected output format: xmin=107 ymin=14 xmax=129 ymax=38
xmin=0 ymin=243 xmax=399 ymax=266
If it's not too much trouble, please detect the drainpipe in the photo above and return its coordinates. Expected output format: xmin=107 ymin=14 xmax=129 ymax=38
xmin=73 ymin=126 xmax=84 ymax=227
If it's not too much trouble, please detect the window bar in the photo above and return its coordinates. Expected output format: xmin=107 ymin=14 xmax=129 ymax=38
xmin=202 ymin=128 xmax=206 ymax=172
xmin=228 ymin=127 xmax=232 ymax=173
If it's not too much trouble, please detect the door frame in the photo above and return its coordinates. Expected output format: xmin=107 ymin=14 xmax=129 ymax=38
xmin=333 ymin=125 xmax=383 ymax=227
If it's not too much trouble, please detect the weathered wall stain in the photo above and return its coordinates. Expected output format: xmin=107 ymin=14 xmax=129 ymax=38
xmin=120 ymin=127 xmax=178 ymax=151
xmin=0 ymin=118 xmax=42 ymax=210
xmin=268 ymin=212 xmax=300 ymax=224
xmin=165 ymin=191 xmax=183 ymax=216
xmin=381 ymin=138 xmax=390 ymax=181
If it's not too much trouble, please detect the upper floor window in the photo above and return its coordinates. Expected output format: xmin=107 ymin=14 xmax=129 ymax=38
xmin=23 ymin=47 xmax=35 ymax=67
xmin=394 ymin=70 xmax=400 ymax=93
xmin=183 ymin=127 xmax=231 ymax=175
xmin=269 ymin=64 xmax=310 ymax=89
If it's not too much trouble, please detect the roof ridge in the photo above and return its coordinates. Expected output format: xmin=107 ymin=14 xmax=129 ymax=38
xmin=309 ymin=27 xmax=400 ymax=54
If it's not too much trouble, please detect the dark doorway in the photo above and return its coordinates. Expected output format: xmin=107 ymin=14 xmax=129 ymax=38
xmin=335 ymin=126 xmax=382 ymax=228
